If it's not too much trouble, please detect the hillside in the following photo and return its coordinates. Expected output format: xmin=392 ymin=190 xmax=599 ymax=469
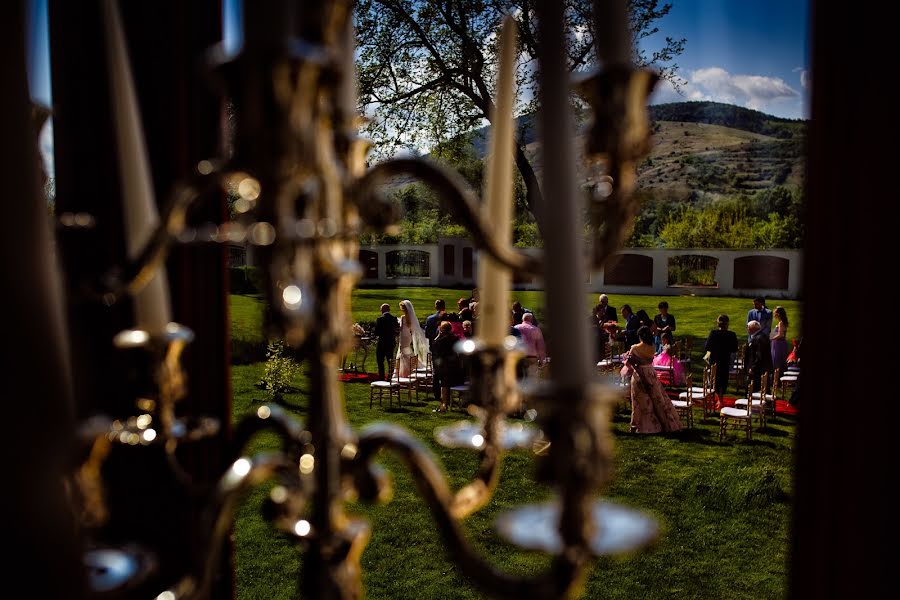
xmin=474 ymin=101 xmax=807 ymax=198
xmin=649 ymin=101 xmax=803 ymax=138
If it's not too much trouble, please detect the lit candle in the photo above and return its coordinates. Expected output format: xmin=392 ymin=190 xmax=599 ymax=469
xmin=102 ymin=0 xmax=172 ymax=333
xmin=537 ymin=0 xmax=590 ymax=385
xmin=477 ymin=16 xmax=517 ymax=346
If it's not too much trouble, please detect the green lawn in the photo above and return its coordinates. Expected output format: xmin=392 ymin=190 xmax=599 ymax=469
xmin=231 ymin=289 xmax=798 ymax=599
xmin=297 ymin=287 xmax=801 ymax=342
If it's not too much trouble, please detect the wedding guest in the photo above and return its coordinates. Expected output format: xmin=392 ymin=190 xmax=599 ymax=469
xmin=621 ymin=304 xmax=640 ymax=347
xmin=457 ymin=297 xmax=474 ymax=323
xmin=461 ymin=320 xmax=474 ymax=338
xmin=431 ymin=321 xmax=463 ymax=413
xmin=652 ymin=331 xmax=686 ymax=386
xmin=653 ymin=301 xmax=676 ymax=351
xmin=621 ymin=326 xmax=683 ymax=434
xmin=424 ymin=299 xmax=445 ymax=349
xmin=745 ymin=319 xmax=773 ymax=392
xmin=514 ymin=313 xmax=546 ymax=364
xmin=595 ymin=293 xmax=618 ymax=324
xmin=770 ymin=306 xmax=789 ymax=374
xmin=704 ymin=314 xmax=739 ymax=407
xmin=747 ymin=297 xmax=773 ymax=339
xmin=511 ymin=301 xmax=536 ymax=325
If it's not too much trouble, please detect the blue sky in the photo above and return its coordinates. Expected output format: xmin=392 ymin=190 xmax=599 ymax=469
xmin=645 ymin=0 xmax=810 ymax=119
xmin=27 ymin=0 xmax=809 ymax=174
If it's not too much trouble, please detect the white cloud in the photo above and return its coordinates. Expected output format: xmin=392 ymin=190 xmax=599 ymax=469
xmin=650 ymin=66 xmax=806 ymax=118
xmin=799 ymin=69 xmax=809 ymax=89
xmin=39 ymin=118 xmax=54 ymax=179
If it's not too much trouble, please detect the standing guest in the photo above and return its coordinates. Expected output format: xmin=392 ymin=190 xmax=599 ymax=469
xmin=374 ymin=303 xmax=399 ymax=381
xmin=431 ymin=321 xmax=463 ymax=413
xmin=457 ymin=297 xmax=474 ymax=323
xmin=514 ymin=313 xmax=546 ymax=364
xmin=744 ymin=320 xmax=773 ymax=392
xmin=747 ymin=297 xmax=773 ymax=340
xmin=424 ymin=299 xmax=445 ymax=404
xmin=444 ymin=311 xmax=466 ymax=338
xmin=635 ymin=309 xmax=653 ymax=330
xmin=621 ymin=304 xmax=640 ymax=347
xmin=652 ymin=331 xmax=685 ymax=386
xmin=467 ymin=288 xmax=479 ymax=310
xmin=424 ymin=299 xmax=445 ymax=349
xmin=396 ymin=300 xmax=429 ymax=377
xmin=595 ymin=293 xmax=618 ymax=325
xmin=704 ymin=314 xmax=739 ymax=408
xmin=621 ymin=326 xmax=683 ymax=434
xmin=469 ymin=289 xmax=480 ymax=321
xmin=770 ymin=306 xmax=790 ymax=375
xmin=511 ymin=301 xmax=536 ymax=325
xmin=590 ymin=304 xmax=608 ymax=362
xmin=653 ymin=301 xmax=676 ymax=351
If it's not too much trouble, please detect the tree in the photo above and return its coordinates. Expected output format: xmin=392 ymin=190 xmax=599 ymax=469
xmin=356 ymin=0 xmax=686 ymax=213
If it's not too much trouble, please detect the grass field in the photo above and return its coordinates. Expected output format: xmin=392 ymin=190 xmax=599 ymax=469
xmin=231 ymin=288 xmax=799 ymax=599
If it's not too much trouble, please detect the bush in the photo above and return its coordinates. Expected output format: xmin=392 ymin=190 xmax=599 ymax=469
xmin=259 ymin=341 xmax=301 ymax=400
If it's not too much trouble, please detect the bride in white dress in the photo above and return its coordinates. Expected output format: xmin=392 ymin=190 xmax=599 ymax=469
xmin=396 ymin=299 xmax=429 ymax=377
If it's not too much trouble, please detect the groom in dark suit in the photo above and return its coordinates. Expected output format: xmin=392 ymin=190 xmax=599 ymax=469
xmin=374 ymin=303 xmax=399 ymax=380
xmin=744 ymin=320 xmax=773 ymax=392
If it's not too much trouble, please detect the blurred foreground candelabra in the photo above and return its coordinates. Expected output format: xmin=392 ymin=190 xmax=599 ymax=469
xmin=8 ymin=0 xmax=659 ymax=598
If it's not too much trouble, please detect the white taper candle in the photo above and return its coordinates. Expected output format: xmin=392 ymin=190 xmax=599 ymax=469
xmin=102 ymin=0 xmax=172 ymax=333
xmin=477 ymin=15 xmax=518 ymax=346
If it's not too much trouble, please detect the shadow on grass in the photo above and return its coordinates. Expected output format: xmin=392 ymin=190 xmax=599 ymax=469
xmin=382 ymin=407 xmax=414 ymax=414
xmin=757 ymin=425 xmax=790 ymax=437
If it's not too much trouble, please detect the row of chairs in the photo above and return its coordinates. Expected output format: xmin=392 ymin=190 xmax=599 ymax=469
xmin=719 ymin=364 xmax=800 ymax=440
xmin=369 ymin=354 xmax=469 ymax=410
xmin=671 ymin=362 xmax=799 ymax=437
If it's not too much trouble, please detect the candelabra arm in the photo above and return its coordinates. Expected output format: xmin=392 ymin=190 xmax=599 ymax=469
xmin=354 ymin=157 xmax=542 ymax=276
xmin=353 ymin=423 xmax=589 ymax=600
xmin=85 ymin=174 xmax=214 ymax=303
xmin=449 ymin=425 xmax=502 ymax=519
xmin=231 ymin=404 xmax=308 ymax=462
xmin=162 ymin=453 xmax=299 ymax=600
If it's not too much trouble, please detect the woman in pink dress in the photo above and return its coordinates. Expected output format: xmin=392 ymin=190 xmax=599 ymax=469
xmin=652 ymin=331 xmax=686 ymax=386
xmin=622 ymin=326 xmax=683 ymax=434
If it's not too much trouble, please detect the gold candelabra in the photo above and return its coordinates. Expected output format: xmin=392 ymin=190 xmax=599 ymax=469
xmin=13 ymin=1 xmax=661 ymax=598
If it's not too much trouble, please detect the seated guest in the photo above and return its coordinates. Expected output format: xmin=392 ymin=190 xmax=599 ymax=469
xmin=461 ymin=320 xmax=474 ymax=339
xmin=652 ymin=331 xmax=686 ymax=386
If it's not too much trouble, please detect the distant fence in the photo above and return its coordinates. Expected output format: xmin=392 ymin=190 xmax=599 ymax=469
xmin=231 ymin=238 xmax=802 ymax=299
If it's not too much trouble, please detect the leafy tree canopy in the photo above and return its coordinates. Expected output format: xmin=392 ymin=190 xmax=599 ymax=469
xmin=356 ymin=0 xmax=686 ymax=209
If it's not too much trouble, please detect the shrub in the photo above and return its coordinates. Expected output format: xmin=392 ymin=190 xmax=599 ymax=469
xmin=260 ymin=341 xmax=301 ymax=401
